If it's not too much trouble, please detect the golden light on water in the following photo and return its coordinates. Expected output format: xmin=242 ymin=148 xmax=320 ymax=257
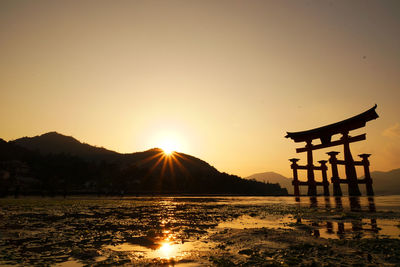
xmin=158 ymin=242 xmax=174 ymax=259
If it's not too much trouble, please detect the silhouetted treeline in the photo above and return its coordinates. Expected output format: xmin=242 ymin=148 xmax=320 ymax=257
xmin=0 ymin=132 xmax=288 ymax=196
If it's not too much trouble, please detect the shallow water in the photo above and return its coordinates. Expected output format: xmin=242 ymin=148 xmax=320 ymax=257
xmin=1 ymin=196 xmax=400 ymax=266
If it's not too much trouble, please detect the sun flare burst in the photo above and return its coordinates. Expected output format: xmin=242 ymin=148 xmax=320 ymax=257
xmin=161 ymin=145 xmax=174 ymax=155
xmin=158 ymin=136 xmax=180 ymax=155
xmin=147 ymin=128 xmax=190 ymax=157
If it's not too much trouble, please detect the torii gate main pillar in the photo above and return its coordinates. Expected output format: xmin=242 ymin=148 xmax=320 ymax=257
xmin=305 ymin=141 xmax=317 ymax=196
xmin=341 ymin=132 xmax=361 ymax=196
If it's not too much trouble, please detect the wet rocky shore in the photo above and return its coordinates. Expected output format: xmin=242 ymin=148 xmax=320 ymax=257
xmin=0 ymin=196 xmax=399 ymax=266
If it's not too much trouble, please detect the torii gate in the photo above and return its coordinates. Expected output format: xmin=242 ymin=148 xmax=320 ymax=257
xmin=285 ymin=105 xmax=379 ymax=196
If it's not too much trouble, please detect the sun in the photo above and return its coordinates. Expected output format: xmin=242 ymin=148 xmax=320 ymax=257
xmin=159 ymin=139 xmax=178 ymax=155
xmin=161 ymin=145 xmax=174 ymax=155
xmin=148 ymin=130 xmax=187 ymax=155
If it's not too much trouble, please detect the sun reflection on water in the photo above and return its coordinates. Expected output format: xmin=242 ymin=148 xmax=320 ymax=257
xmin=159 ymin=242 xmax=174 ymax=259
xmin=104 ymin=198 xmax=209 ymax=263
xmin=106 ymin=238 xmax=199 ymax=261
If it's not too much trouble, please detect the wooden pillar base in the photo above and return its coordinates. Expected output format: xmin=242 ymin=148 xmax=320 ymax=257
xmin=307 ymin=181 xmax=317 ymax=196
xmin=366 ymin=182 xmax=374 ymax=196
xmin=319 ymin=160 xmax=329 ymax=196
xmin=348 ymin=183 xmax=361 ymax=196
xmin=331 ymin=177 xmax=342 ymax=196
xmin=293 ymin=181 xmax=300 ymax=197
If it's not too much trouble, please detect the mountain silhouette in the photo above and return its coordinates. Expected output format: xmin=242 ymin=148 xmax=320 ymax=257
xmin=1 ymin=132 xmax=288 ymax=196
xmin=246 ymin=171 xmax=293 ymax=194
xmin=12 ymin=132 xmax=118 ymax=160
xmin=367 ymin=169 xmax=400 ymax=195
xmin=0 ymin=137 xmax=34 ymax=161
xmin=11 ymin=132 xmax=226 ymax=179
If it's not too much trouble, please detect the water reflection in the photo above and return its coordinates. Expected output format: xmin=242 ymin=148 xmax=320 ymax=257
xmin=217 ymin=214 xmax=294 ymax=229
xmin=349 ymin=197 xmax=361 ymax=212
xmin=324 ymin=196 xmax=331 ymax=209
xmin=297 ymin=217 xmax=382 ymax=239
xmin=106 ymin=240 xmax=202 ymax=260
xmin=368 ymin=197 xmax=376 ymax=212
xmin=213 ymin=196 xmax=400 ymax=240
xmin=159 ymin=242 xmax=173 ymax=259
xmin=335 ymin=197 xmax=343 ymax=210
xmin=105 ymin=198 xmax=207 ymax=263
xmin=310 ymin=196 xmax=318 ymax=208
xmin=294 ymin=196 xmax=400 ymax=239
xmin=295 ymin=195 xmax=376 ymax=212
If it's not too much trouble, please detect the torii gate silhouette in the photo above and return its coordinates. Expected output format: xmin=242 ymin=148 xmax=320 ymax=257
xmin=285 ymin=105 xmax=379 ymax=196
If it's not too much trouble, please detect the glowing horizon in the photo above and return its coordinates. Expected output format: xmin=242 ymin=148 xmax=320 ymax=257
xmin=1 ymin=1 xmax=400 ymax=177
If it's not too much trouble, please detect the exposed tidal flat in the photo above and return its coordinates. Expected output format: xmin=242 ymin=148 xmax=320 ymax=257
xmin=1 ymin=196 xmax=400 ymax=266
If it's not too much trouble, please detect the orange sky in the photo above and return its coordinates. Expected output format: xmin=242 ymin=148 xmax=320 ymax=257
xmin=1 ymin=1 xmax=399 ymax=178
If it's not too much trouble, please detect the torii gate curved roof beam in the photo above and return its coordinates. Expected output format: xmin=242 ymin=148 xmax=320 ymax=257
xmin=285 ymin=105 xmax=379 ymax=144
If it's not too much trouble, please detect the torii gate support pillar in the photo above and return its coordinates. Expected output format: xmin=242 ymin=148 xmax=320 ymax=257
xmin=342 ymin=132 xmax=361 ymax=196
xmin=305 ymin=141 xmax=317 ymax=196
xmin=290 ymin=158 xmax=300 ymax=197
xmin=359 ymin=154 xmax=374 ymax=196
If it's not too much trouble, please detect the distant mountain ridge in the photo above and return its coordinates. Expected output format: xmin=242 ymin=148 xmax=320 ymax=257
xmin=10 ymin=132 xmax=220 ymax=176
xmin=12 ymin=132 xmax=118 ymax=160
xmin=246 ymin=171 xmax=293 ymax=194
xmin=0 ymin=132 xmax=288 ymax=196
xmin=369 ymin=169 xmax=400 ymax=195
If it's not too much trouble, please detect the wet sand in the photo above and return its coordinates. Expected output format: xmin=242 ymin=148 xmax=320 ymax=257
xmin=1 ymin=196 xmax=400 ymax=266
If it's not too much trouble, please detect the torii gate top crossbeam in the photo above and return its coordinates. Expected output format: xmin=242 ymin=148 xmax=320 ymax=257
xmin=285 ymin=105 xmax=378 ymax=144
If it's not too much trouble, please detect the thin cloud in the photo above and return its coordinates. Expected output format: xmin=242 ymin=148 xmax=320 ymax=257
xmin=382 ymin=123 xmax=400 ymax=138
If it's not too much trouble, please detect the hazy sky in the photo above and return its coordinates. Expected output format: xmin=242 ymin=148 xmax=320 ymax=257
xmin=1 ymin=0 xmax=399 ymax=178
